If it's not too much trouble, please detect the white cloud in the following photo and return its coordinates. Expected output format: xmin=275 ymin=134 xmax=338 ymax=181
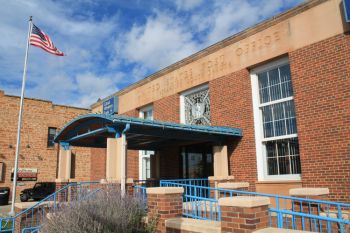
xmin=74 ymin=72 xmax=121 ymax=107
xmin=115 ymin=11 xmax=199 ymax=70
xmin=0 ymin=0 xmax=304 ymax=108
xmin=174 ymin=0 xmax=204 ymax=10
xmin=0 ymin=0 xmax=120 ymax=107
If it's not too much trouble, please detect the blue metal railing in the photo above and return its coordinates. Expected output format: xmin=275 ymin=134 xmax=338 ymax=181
xmin=160 ymin=180 xmax=350 ymax=233
xmin=133 ymin=178 xmax=209 ymax=202
xmin=0 ymin=181 xmax=101 ymax=233
xmin=134 ymin=185 xmax=147 ymax=202
xmin=21 ymin=227 xmax=39 ymax=233
xmin=161 ymin=178 xmax=209 ymax=187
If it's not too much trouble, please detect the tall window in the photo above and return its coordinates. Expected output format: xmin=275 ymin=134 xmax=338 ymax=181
xmin=251 ymin=58 xmax=301 ymax=180
xmin=47 ymin=127 xmax=57 ymax=148
xmin=180 ymin=85 xmax=211 ymax=126
xmin=139 ymin=105 xmax=154 ymax=180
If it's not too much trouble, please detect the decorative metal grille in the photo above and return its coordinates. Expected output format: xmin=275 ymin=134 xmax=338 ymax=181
xmin=184 ymin=88 xmax=210 ymax=125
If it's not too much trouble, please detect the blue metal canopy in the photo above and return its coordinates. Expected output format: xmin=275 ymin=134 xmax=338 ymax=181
xmin=54 ymin=114 xmax=242 ymax=150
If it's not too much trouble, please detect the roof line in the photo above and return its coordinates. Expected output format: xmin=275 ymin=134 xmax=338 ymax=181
xmin=91 ymin=0 xmax=325 ymax=108
xmin=0 ymin=89 xmax=90 ymax=110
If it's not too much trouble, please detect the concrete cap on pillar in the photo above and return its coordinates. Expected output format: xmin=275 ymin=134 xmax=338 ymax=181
xmin=219 ymin=196 xmax=270 ymax=208
xmin=100 ymin=179 xmax=108 ymax=184
xmin=55 ymin=178 xmax=69 ymax=183
xmin=218 ymin=182 xmax=249 ymax=189
xmin=208 ymin=176 xmax=235 ymax=181
xmin=146 ymin=187 xmax=184 ymax=195
xmin=105 ymin=178 xmax=120 ymax=183
xmin=289 ymin=188 xmax=329 ymax=196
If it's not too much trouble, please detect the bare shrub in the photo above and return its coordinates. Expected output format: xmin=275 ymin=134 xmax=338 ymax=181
xmin=42 ymin=187 xmax=150 ymax=233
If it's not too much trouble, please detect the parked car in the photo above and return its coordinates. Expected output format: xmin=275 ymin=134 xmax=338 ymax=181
xmin=20 ymin=182 xmax=56 ymax=202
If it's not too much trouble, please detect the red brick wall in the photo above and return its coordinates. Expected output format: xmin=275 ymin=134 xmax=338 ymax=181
xmin=0 ymin=92 xmax=90 ymax=198
xmin=154 ymin=94 xmax=180 ymax=123
xmin=210 ymin=70 xmax=257 ymax=190
xmin=159 ymin=146 xmax=180 ymax=179
xmin=109 ymin=34 xmax=350 ymax=202
xmin=154 ymin=94 xmax=181 ymax=178
xmin=121 ymin=109 xmax=138 ymax=118
xmin=290 ymin=34 xmax=350 ymax=202
xmin=90 ymin=148 xmax=106 ymax=181
xmin=147 ymin=191 xmax=183 ymax=232
xmin=127 ymin=150 xmax=139 ymax=180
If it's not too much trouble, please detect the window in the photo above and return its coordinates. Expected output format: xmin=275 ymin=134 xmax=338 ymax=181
xmin=180 ymin=85 xmax=211 ymax=126
xmin=139 ymin=105 xmax=154 ymax=180
xmin=47 ymin=127 xmax=57 ymax=148
xmin=139 ymin=105 xmax=153 ymax=120
xmin=251 ymin=58 xmax=301 ymax=180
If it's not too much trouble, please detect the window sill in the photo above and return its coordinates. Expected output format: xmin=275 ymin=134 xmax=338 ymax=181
xmin=256 ymin=180 xmax=302 ymax=185
xmin=259 ymin=174 xmax=301 ymax=182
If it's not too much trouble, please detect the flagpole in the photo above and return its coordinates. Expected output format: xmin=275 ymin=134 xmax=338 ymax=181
xmin=9 ymin=16 xmax=33 ymax=216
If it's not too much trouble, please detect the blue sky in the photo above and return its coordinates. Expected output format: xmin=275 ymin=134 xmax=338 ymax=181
xmin=0 ymin=0 xmax=304 ymax=108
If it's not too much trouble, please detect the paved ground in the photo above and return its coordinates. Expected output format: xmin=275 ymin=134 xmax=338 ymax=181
xmin=0 ymin=204 xmax=11 ymax=217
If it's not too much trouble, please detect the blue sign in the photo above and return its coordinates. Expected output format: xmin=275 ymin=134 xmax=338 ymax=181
xmin=344 ymin=0 xmax=350 ymax=23
xmin=103 ymin=96 xmax=118 ymax=115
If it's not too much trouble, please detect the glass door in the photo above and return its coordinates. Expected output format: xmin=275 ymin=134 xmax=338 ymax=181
xmin=181 ymin=144 xmax=213 ymax=179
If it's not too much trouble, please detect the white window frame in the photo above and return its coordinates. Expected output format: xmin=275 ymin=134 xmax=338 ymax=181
xmin=138 ymin=105 xmax=154 ymax=180
xmin=251 ymin=57 xmax=301 ymax=181
xmin=139 ymin=105 xmax=153 ymax=120
xmin=180 ymin=84 xmax=209 ymax=124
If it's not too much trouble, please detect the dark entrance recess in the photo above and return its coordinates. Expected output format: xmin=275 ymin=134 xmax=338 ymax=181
xmin=181 ymin=144 xmax=213 ymax=179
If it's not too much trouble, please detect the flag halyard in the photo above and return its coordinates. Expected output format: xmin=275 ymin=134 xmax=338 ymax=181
xmin=30 ymin=24 xmax=64 ymax=56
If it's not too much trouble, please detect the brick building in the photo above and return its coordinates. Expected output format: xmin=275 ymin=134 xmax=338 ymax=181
xmin=78 ymin=0 xmax=348 ymax=203
xmin=0 ymin=90 xmax=92 ymax=198
xmin=3 ymin=0 xmax=350 ymax=204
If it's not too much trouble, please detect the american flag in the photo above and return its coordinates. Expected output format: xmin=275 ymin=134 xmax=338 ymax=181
xmin=30 ymin=24 xmax=64 ymax=56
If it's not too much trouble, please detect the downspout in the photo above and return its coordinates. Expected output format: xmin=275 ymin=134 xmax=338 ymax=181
xmin=120 ymin=123 xmax=130 ymax=196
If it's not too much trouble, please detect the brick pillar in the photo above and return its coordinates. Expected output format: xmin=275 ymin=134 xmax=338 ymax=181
xmin=146 ymin=187 xmax=184 ymax=233
xmin=67 ymin=179 xmax=77 ymax=202
xmin=219 ymin=196 xmax=270 ymax=233
xmin=218 ymin=182 xmax=250 ymax=198
xmin=208 ymin=176 xmax=235 ymax=198
xmin=289 ymin=188 xmax=329 ymax=231
xmin=126 ymin=178 xmax=134 ymax=196
xmin=14 ymin=203 xmax=46 ymax=233
xmin=14 ymin=206 xmax=24 ymax=233
xmin=55 ymin=178 xmax=69 ymax=202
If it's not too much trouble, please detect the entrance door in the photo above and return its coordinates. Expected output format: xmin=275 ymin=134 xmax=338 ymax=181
xmin=181 ymin=145 xmax=213 ymax=179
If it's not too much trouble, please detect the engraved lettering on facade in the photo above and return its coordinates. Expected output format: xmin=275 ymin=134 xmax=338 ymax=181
xmin=234 ymin=30 xmax=283 ymax=57
xmin=236 ymin=47 xmax=243 ymax=56
xmin=219 ymin=55 xmax=226 ymax=71
xmin=273 ymin=31 xmax=280 ymax=41
xmin=264 ymin=35 xmax=271 ymax=45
